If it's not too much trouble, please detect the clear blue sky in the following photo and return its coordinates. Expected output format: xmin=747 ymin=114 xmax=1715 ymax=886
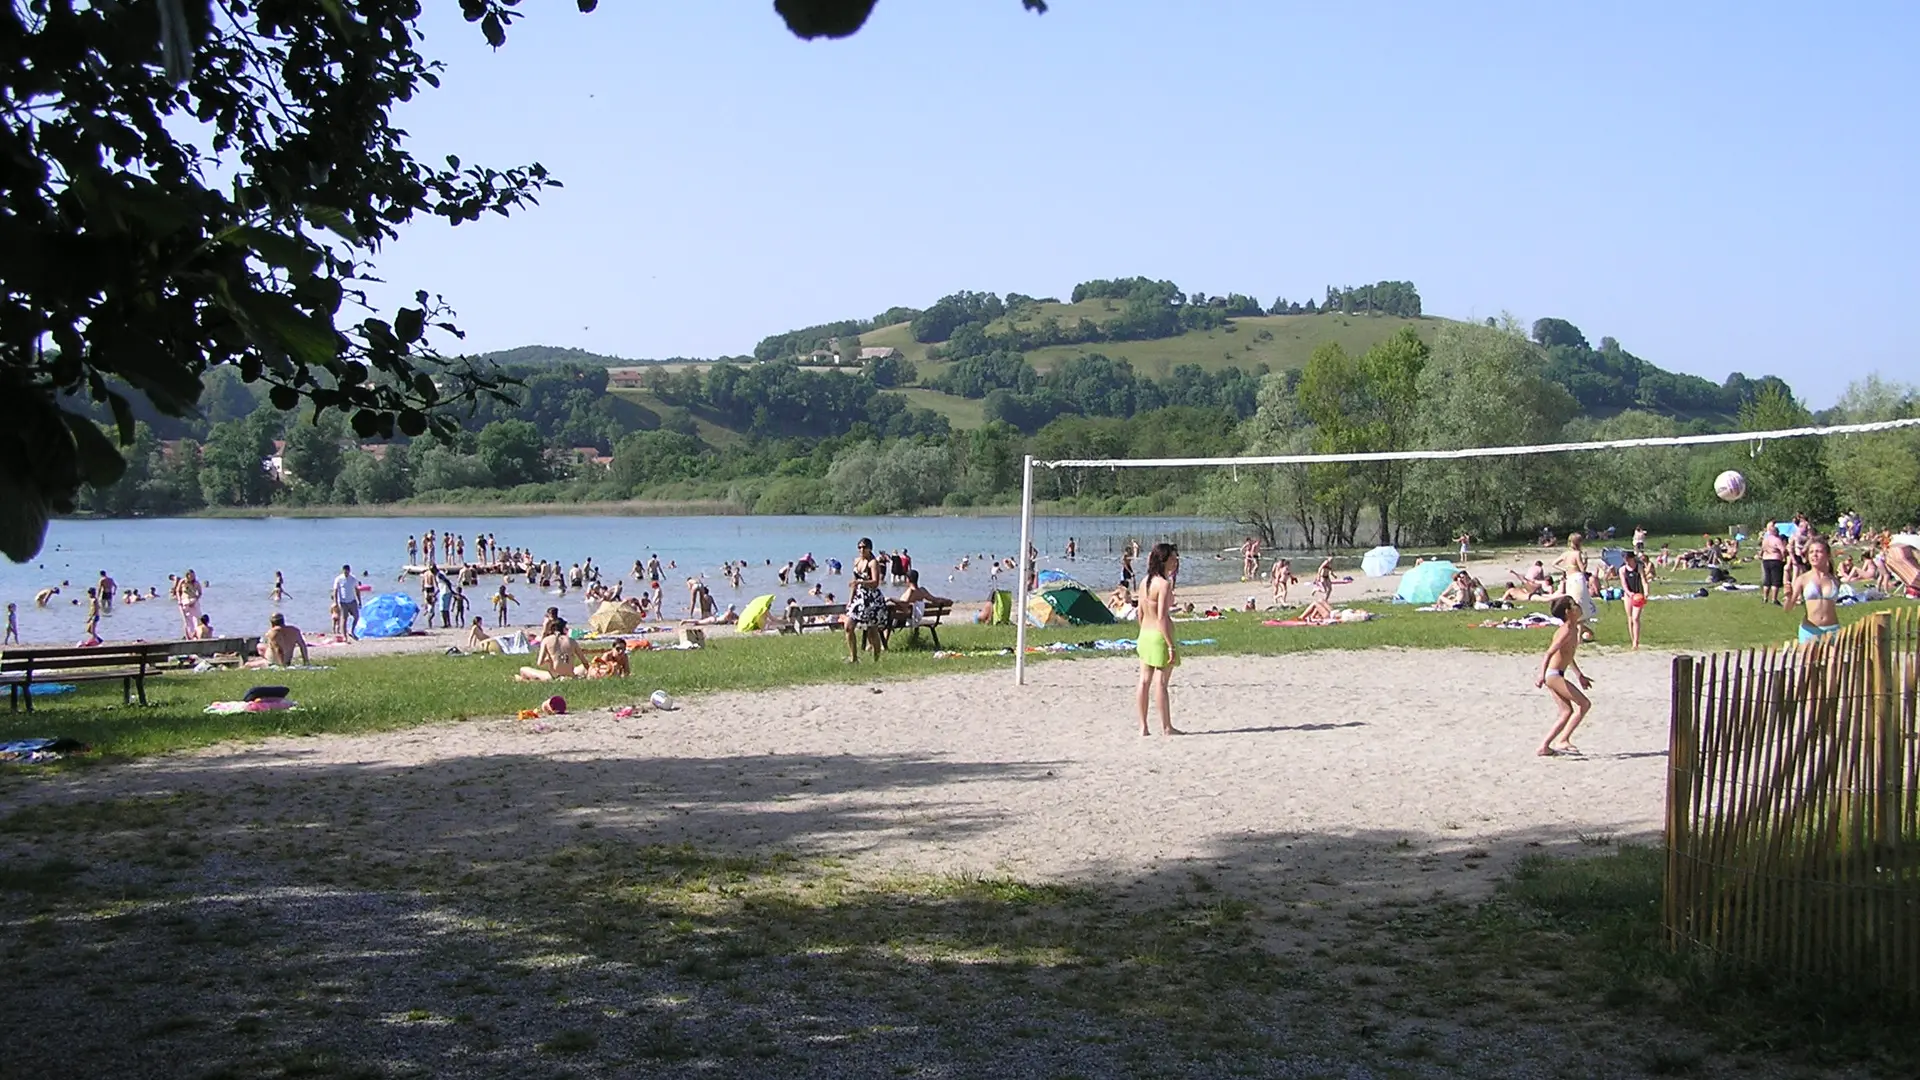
xmin=372 ymin=1 xmax=1917 ymax=405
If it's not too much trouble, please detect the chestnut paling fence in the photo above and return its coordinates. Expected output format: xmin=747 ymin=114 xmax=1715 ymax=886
xmin=1666 ymin=609 xmax=1920 ymax=1002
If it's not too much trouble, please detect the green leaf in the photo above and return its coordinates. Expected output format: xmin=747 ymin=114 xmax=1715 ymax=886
xmin=61 ymin=412 xmax=128 ymax=488
xmin=304 ymin=205 xmax=360 ymax=243
xmin=269 ymin=384 xmax=299 ymax=410
xmin=222 ymin=225 xmax=322 ymax=278
xmin=231 ymin=288 xmax=340 ymax=369
xmin=106 ymin=390 xmax=136 ymax=445
xmin=394 ymin=307 xmax=425 ymax=344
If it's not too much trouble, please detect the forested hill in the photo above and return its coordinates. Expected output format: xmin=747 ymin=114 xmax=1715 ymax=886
xmin=749 ymin=278 xmax=1764 ymax=428
xmin=71 ymin=273 xmax=1862 ymax=535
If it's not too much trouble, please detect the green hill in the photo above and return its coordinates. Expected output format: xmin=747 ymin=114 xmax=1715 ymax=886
xmin=477 ymin=345 xmax=634 ymax=368
xmin=1023 ymin=313 xmax=1437 ymax=378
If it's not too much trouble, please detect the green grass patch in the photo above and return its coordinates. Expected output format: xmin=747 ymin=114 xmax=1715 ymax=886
xmin=894 ymin=387 xmax=986 ymax=429
xmin=1025 ymin=313 xmax=1439 ymax=377
xmin=1492 ymin=845 xmax=1920 ymax=1069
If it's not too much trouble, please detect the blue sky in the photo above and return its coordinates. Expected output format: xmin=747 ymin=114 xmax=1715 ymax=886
xmin=372 ymin=1 xmax=1917 ymax=405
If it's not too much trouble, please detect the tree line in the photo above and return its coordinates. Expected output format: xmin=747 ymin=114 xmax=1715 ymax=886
xmin=1199 ymin=322 xmax=1916 ymax=548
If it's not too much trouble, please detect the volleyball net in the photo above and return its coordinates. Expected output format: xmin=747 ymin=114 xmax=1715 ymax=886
xmin=1011 ymin=415 xmax=1920 ymax=684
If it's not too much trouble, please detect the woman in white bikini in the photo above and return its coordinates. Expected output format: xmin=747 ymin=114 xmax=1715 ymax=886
xmin=1555 ymin=533 xmax=1596 ymax=641
xmin=1783 ymin=537 xmax=1843 ymax=646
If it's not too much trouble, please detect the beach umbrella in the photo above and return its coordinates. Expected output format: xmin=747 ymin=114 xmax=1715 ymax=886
xmin=1361 ymin=545 xmax=1400 ymax=577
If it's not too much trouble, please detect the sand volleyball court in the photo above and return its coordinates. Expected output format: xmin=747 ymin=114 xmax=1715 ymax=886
xmin=80 ymin=645 xmax=1680 ymax=901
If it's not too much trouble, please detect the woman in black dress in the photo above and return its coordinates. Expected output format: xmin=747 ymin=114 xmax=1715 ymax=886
xmin=845 ymin=537 xmax=890 ymax=663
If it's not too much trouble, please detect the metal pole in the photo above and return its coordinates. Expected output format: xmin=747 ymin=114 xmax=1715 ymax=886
xmin=1014 ymin=454 xmax=1035 ymax=686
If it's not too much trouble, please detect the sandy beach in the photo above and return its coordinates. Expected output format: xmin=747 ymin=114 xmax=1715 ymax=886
xmin=58 ymin=645 xmax=1675 ymax=904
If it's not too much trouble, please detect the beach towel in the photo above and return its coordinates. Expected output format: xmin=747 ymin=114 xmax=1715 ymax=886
xmin=0 ymin=737 xmax=88 ymax=763
xmin=1479 ymin=614 xmax=1563 ymax=630
xmin=203 ymin=699 xmax=297 ymax=714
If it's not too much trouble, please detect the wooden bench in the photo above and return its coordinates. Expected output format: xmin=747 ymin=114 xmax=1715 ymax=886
xmin=889 ymin=599 xmax=954 ymax=649
xmin=791 ymin=601 xmax=954 ymax=648
xmin=793 ymin=604 xmax=847 ymax=633
xmin=1 ymin=636 xmax=260 ymax=712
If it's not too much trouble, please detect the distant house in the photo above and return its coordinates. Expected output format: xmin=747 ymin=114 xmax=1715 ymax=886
xmin=857 ymin=347 xmax=901 ymax=363
xmin=358 ymin=443 xmax=395 ymax=461
xmin=608 ymin=367 xmax=649 ymax=388
xmin=802 ymin=349 xmax=836 ymax=365
xmin=569 ymin=447 xmax=612 ymax=472
xmin=267 ymin=439 xmax=289 ymax=482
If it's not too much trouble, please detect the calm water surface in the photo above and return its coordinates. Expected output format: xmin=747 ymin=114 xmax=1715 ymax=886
xmin=2 ymin=514 xmax=1257 ymax=645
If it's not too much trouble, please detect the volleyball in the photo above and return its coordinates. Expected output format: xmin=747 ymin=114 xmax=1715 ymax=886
xmin=1714 ymin=470 xmax=1747 ymax=502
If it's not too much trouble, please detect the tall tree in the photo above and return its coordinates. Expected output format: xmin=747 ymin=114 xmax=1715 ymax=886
xmin=1355 ymin=328 xmax=1429 ymax=543
xmin=5 ymin=0 xmax=1044 ymax=560
xmin=1739 ymin=385 xmax=1837 ymax=523
xmin=1824 ymin=377 xmax=1920 ymax=528
xmin=1406 ymin=323 xmax=1577 ymax=539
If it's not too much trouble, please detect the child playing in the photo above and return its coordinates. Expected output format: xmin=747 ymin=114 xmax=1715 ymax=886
xmin=4 ymin=602 xmax=16 ymax=644
xmin=1536 ymin=596 xmax=1594 ymax=757
xmin=493 ymin=583 xmax=519 ymax=628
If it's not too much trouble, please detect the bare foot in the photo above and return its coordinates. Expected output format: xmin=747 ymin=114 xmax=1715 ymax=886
xmin=1162 ymin=726 xmax=1186 ymax=736
xmin=1557 ymin=743 xmax=1582 ymax=755
xmin=1538 ymin=746 xmax=1559 ymax=757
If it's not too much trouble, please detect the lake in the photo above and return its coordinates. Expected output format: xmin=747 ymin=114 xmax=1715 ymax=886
xmin=2 ymin=514 xmax=1261 ymax=645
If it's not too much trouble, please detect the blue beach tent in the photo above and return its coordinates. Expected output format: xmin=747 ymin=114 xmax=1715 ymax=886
xmin=1393 ymin=560 xmax=1457 ymax=605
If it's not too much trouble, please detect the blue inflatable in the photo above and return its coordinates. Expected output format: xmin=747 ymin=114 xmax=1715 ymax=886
xmin=1393 ymin=560 xmax=1458 ymax=605
xmin=355 ymin=592 xmax=418 ymax=639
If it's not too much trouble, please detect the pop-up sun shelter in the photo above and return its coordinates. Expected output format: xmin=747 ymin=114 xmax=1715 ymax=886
xmin=1393 ymin=560 xmax=1457 ymax=605
xmin=356 ymin=593 xmax=418 ymax=638
xmin=736 ymin=594 xmax=776 ymax=632
xmin=1026 ymin=581 xmax=1116 ymax=627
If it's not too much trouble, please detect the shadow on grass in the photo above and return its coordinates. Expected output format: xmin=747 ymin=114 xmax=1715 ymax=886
xmin=2 ymin=750 xmax=1915 ymax=1080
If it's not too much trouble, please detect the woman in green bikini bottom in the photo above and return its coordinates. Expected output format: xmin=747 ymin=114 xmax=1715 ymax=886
xmin=1136 ymin=542 xmax=1183 ymax=736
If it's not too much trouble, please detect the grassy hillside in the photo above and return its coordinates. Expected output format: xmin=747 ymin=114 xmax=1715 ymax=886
xmin=895 ymin=388 xmax=987 ymax=429
xmin=860 ymin=306 xmax=1444 ymax=383
xmin=606 ymin=389 xmax=746 ymax=447
xmin=1028 ymin=313 xmax=1439 ymax=377
xmin=854 ymin=321 xmax=933 ymax=366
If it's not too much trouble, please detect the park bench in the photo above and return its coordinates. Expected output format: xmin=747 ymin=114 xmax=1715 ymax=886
xmin=890 ymin=599 xmax=954 ymax=649
xmin=1 ymin=636 xmax=260 ymax=712
xmin=793 ymin=603 xmax=847 ymax=633
xmin=791 ymin=600 xmax=954 ymax=648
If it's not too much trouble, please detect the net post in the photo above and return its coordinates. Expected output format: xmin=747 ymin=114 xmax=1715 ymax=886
xmin=1014 ymin=454 xmax=1035 ymax=686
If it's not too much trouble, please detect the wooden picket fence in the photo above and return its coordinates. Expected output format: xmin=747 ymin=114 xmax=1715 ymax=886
xmin=1665 ymin=608 xmax=1920 ymax=1002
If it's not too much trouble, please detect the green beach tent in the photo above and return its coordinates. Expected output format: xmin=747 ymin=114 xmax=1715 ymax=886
xmin=1027 ymin=584 xmax=1115 ymax=627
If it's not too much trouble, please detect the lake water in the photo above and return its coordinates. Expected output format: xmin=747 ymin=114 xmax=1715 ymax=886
xmin=2 ymin=514 xmax=1258 ymax=645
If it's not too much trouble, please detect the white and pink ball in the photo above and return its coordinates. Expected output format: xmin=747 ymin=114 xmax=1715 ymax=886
xmin=1714 ymin=470 xmax=1747 ymax=502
